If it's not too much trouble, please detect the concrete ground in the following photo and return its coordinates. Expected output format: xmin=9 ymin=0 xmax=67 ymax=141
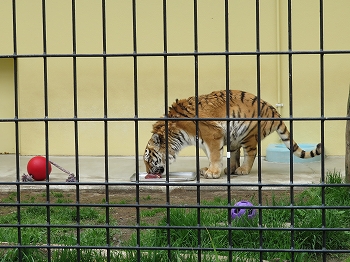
xmin=0 ymin=154 xmax=345 ymax=192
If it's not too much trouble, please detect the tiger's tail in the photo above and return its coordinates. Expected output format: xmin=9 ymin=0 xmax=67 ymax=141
xmin=276 ymin=121 xmax=322 ymax=159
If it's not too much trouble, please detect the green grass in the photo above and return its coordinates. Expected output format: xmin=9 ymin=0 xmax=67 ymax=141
xmin=0 ymin=171 xmax=349 ymax=261
xmin=0 ymin=193 xmax=118 ymax=262
xmin=123 ymin=170 xmax=350 ymax=262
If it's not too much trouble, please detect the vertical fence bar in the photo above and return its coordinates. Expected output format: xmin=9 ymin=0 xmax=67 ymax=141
xmin=71 ymin=0 xmax=81 ymax=260
xmin=319 ymin=1 xmax=327 ymax=261
xmin=11 ymin=0 xmax=22 ymax=260
xmin=224 ymin=1 xmax=233 ymax=261
xmin=71 ymin=0 xmax=78 ymax=180
xmin=131 ymin=0 xmax=141 ymax=260
xmin=287 ymin=1 xmax=296 ymax=260
xmin=161 ymin=1 xmax=172 ymax=260
xmin=41 ymin=0 xmax=52 ymax=259
xmin=101 ymin=0 xmax=110 ymax=260
xmin=193 ymin=1 xmax=202 ymax=261
xmin=255 ymin=0 xmax=264 ymax=260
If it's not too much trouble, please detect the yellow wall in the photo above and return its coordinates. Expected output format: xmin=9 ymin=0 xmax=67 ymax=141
xmin=0 ymin=0 xmax=348 ymax=156
xmin=0 ymin=59 xmax=15 ymax=153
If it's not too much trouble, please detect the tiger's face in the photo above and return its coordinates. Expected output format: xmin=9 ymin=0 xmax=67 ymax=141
xmin=143 ymin=133 xmax=175 ymax=174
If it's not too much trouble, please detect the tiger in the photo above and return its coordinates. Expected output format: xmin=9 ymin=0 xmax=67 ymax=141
xmin=143 ymin=90 xmax=322 ymax=179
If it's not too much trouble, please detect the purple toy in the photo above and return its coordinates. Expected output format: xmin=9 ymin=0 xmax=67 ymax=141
xmin=231 ymin=201 xmax=257 ymax=219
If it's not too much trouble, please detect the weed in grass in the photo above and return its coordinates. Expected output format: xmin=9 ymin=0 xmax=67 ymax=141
xmin=142 ymin=195 xmax=152 ymax=201
xmin=79 ymin=207 xmax=105 ymax=223
xmin=22 ymin=206 xmax=47 ymax=224
xmin=50 ymin=206 xmax=76 ymax=225
xmin=0 ymin=211 xmax=17 ymax=224
xmin=324 ymin=170 xmax=350 ymax=206
xmin=52 ymin=248 xmax=111 ymax=262
xmin=55 ymin=197 xmax=73 ymax=204
xmin=325 ymin=169 xmax=343 ymax=184
xmin=121 ymin=249 xmax=222 ymax=262
xmin=140 ymin=208 xmax=165 ymax=219
xmin=1 ymin=192 xmax=16 ymax=203
xmin=51 ymin=191 xmax=64 ymax=198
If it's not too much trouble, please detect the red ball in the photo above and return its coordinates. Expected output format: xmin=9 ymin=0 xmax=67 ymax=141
xmin=27 ymin=156 xmax=52 ymax=181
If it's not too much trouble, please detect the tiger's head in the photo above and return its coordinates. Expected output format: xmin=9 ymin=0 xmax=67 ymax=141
xmin=143 ymin=133 xmax=177 ymax=174
xmin=143 ymin=120 xmax=182 ymax=174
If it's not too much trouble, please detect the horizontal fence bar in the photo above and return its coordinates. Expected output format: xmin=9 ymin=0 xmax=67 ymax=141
xmin=1 ymin=49 xmax=350 ymax=59
xmin=0 ymin=116 xmax=349 ymax=123
xmin=1 ymin=181 xmax=350 ymax=187
xmin=1 ymin=202 xmax=350 ymax=210
xmin=0 ymin=224 xmax=348 ymax=234
xmin=0 ymin=244 xmax=348 ymax=254
xmin=1 ymin=181 xmax=349 ymax=188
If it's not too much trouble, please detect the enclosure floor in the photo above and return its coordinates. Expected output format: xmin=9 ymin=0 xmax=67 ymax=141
xmin=0 ymin=155 xmax=345 ymax=192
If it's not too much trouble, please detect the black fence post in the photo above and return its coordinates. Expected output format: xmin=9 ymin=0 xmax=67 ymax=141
xmin=346 ymin=85 xmax=350 ymax=184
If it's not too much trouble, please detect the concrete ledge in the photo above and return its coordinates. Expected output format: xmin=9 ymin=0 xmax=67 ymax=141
xmin=0 ymin=155 xmax=344 ymax=192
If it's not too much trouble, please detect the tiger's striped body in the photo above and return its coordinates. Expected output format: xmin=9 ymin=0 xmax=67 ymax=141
xmin=143 ymin=90 xmax=322 ymax=179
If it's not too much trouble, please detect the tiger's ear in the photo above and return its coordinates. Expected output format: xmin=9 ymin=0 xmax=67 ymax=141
xmin=151 ymin=133 xmax=161 ymax=146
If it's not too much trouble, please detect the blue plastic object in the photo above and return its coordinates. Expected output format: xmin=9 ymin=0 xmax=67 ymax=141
xmin=266 ymin=143 xmax=321 ymax=163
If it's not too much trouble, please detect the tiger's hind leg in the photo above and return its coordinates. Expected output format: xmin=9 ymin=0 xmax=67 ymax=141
xmin=234 ymin=142 xmax=257 ymax=175
xmin=224 ymin=147 xmax=241 ymax=175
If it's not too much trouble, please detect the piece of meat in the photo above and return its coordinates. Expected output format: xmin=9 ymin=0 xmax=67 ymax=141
xmin=145 ymin=173 xmax=162 ymax=179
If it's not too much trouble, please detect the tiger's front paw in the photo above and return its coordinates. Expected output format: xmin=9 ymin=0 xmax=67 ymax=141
xmin=200 ymin=167 xmax=208 ymax=177
xmin=200 ymin=167 xmax=221 ymax=179
xmin=234 ymin=166 xmax=250 ymax=175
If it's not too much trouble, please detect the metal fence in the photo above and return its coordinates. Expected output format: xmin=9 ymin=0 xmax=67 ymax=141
xmin=1 ymin=1 xmax=350 ymax=261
